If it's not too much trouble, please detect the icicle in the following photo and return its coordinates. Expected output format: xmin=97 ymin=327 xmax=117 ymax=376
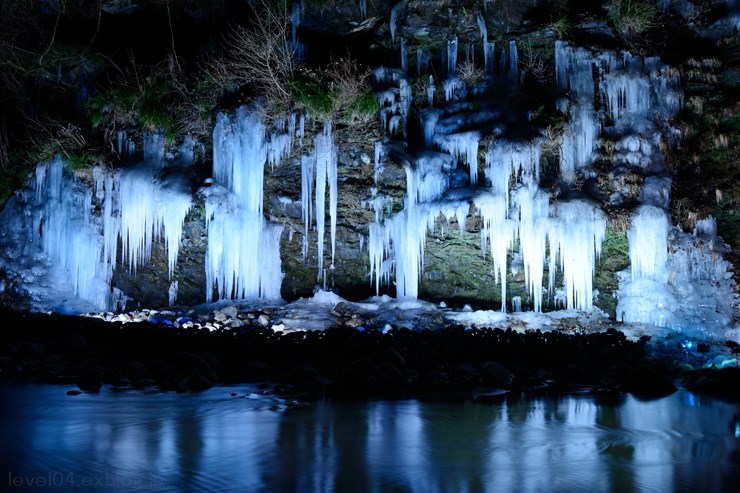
xmin=447 ymin=36 xmax=458 ymax=75
xmin=548 ymin=200 xmax=606 ymax=311
xmin=484 ymin=41 xmax=495 ymax=73
xmin=206 ymin=108 xmax=284 ymax=301
xmin=118 ymin=164 xmax=192 ymax=278
xmin=555 ymin=42 xmax=599 ymax=182
xmin=117 ymin=130 xmax=125 ymax=157
xmin=436 ymin=131 xmax=480 ymax=185
xmin=477 ymin=13 xmax=487 ymax=42
xmin=301 ymin=154 xmax=315 ymax=259
xmin=33 ymin=156 xmax=113 ymax=310
xmin=374 ymin=141 xmax=384 ymax=184
xmin=559 ymin=106 xmax=599 ymax=183
xmin=474 ymin=191 xmax=515 ymax=311
xmin=399 ymin=79 xmax=412 ymax=130
xmin=485 ymin=140 xmax=542 ymax=207
xmin=168 ymin=280 xmax=178 ymax=307
xmin=312 ymin=121 xmax=338 ymax=279
xmin=416 ymin=49 xmax=429 ymax=74
xmin=600 ymin=72 xmax=652 ymax=123
xmin=102 ymin=174 xmax=119 ymax=275
xmin=515 ymin=185 xmax=550 ymax=312
xmin=421 ymin=108 xmax=442 ymax=147
xmin=443 ymin=78 xmax=464 ymax=102
xmin=390 ymin=4 xmax=398 ymax=45
xmin=298 ymin=114 xmax=305 ymax=147
xmin=35 ymin=163 xmax=47 ymax=203
xmin=627 ymin=205 xmax=669 ymax=281
xmin=509 ymin=40 xmax=518 ymax=82
xmin=359 ymin=0 xmax=367 ymax=18
xmin=143 ymin=133 xmax=164 ymax=161
xmin=427 ymin=75 xmax=435 ymax=107
xmin=512 ymin=296 xmax=522 ymax=312
xmin=400 ymin=38 xmax=408 ymax=73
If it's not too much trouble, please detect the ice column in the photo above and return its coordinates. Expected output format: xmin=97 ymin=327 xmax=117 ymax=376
xmin=509 ymin=40 xmax=518 ymax=82
xmin=368 ymin=153 xmax=452 ymax=298
xmin=548 ymin=201 xmax=606 ymax=311
xmin=627 ymin=205 xmax=669 ymax=281
xmin=447 ymin=36 xmax=458 ymax=75
xmin=474 ymin=192 xmax=515 ymax=311
xmin=555 ymin=42 xmax=599 ymax=182
xmin=206 ymin=108 xmax=284 ymax=302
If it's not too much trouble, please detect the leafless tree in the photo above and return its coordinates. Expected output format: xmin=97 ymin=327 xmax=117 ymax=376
xmin=207 ymin=0 xmax=297 ymax=114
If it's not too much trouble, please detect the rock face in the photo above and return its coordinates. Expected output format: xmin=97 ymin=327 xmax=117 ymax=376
xmin=0 ymin=0 xmax=738 ymax=327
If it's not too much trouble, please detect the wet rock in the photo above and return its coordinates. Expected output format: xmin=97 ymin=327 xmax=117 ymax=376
xmin=384 ymin=347 xmax=406 ymax=369
xmin=76 ymin=367 xmax=102 ymax=392
xmin=623 ymin=364 xmax=677 ymax=397
xmin=376 ymin=361 xmax=403 ymax=383
xmin=21 ymin=342 xmax=45 ymax=358
xmin=479 ymin=361 xmax=515 ymax=387
xmin=683 ymin=367 xmax=740 ymax=399
xmin=257 ymin=314 xmax=270 ymax=326
xmin=214 ymin=305 xmax=238 ymax=321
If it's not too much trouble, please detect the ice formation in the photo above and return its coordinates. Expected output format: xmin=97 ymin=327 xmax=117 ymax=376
xmin=555 ymin=42 xmax=681 ymax=183
xmin=118 ymin=162 xmax=192 ymax=277
xmin=447 ymin=36 xmax=458 ymax=75
xmin=0 ymin=135 xmax=194 ymax=313
xmin=400 ymin=38 xmax=408 ymax=73
xmin=508 ymin=40 xmax=518 ymax=82
xmin=618 ymin=217 xmax=737 ymax=336
xmin=435 ymin=131 xmax=480 ymax=185
xmin=369 ymin=126 xmax=605 ymax=311
xmin=205 ymin=108 xmax=284 ymax=302
xmin=366 ymin=39 xmax=612 ymax=312
xmin=627 ymin=206 xmax=669 ymax=281
xmin=484 ymin=41 xmax=495 ymax=73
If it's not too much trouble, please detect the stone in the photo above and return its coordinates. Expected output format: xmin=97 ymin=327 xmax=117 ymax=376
xmin=215 ymin=305 xmax=239 ymax=319
xmin=479 ymin=361 xmax=515 ymax=387
xmin=623 ymin=365 xmax=677 ymax=397
xmin=257 ymin=314 xmax=270 ymax=326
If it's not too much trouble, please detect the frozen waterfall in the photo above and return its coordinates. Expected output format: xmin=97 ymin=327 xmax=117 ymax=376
xmin=0 ymin=139 xmax=194 ymax=313
xmin=205 ymin=108 xmax=284 ymax=302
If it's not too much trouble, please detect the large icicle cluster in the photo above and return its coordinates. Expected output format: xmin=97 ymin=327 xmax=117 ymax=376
xmin=617 ymin=215 xmax=737 ymax=335
xmin=555 ymin=42 xmax=681 ymax=183
xmin=368 ymin=37 xmax=609 ymax=311
xmin=571 ymin=42 xmax=740 ymax=336
xmin=205 ymin=108 xmax=287 ymax=302
xmin=33 ymin=156 xmax=113 ymax=310
xmin=0 ymin=137 xmax=194 ymax=312
xmin=117 ymin=165 xmax=192 ymax=278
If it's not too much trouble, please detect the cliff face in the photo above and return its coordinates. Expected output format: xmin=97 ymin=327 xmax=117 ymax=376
xmin=0 ymin=0 xmax=738 ymax=322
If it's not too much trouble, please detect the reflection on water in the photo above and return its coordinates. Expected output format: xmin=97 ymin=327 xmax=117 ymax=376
xmin=1 ymin=385 xmax=739 ymax=492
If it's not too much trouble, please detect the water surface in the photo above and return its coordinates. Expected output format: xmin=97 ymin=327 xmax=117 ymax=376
xmin=1 ymin=385 xmax=739 ymax=492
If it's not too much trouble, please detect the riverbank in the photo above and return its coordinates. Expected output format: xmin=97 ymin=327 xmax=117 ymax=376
xmin=2 ymin=307 xmax=739 ymax=400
